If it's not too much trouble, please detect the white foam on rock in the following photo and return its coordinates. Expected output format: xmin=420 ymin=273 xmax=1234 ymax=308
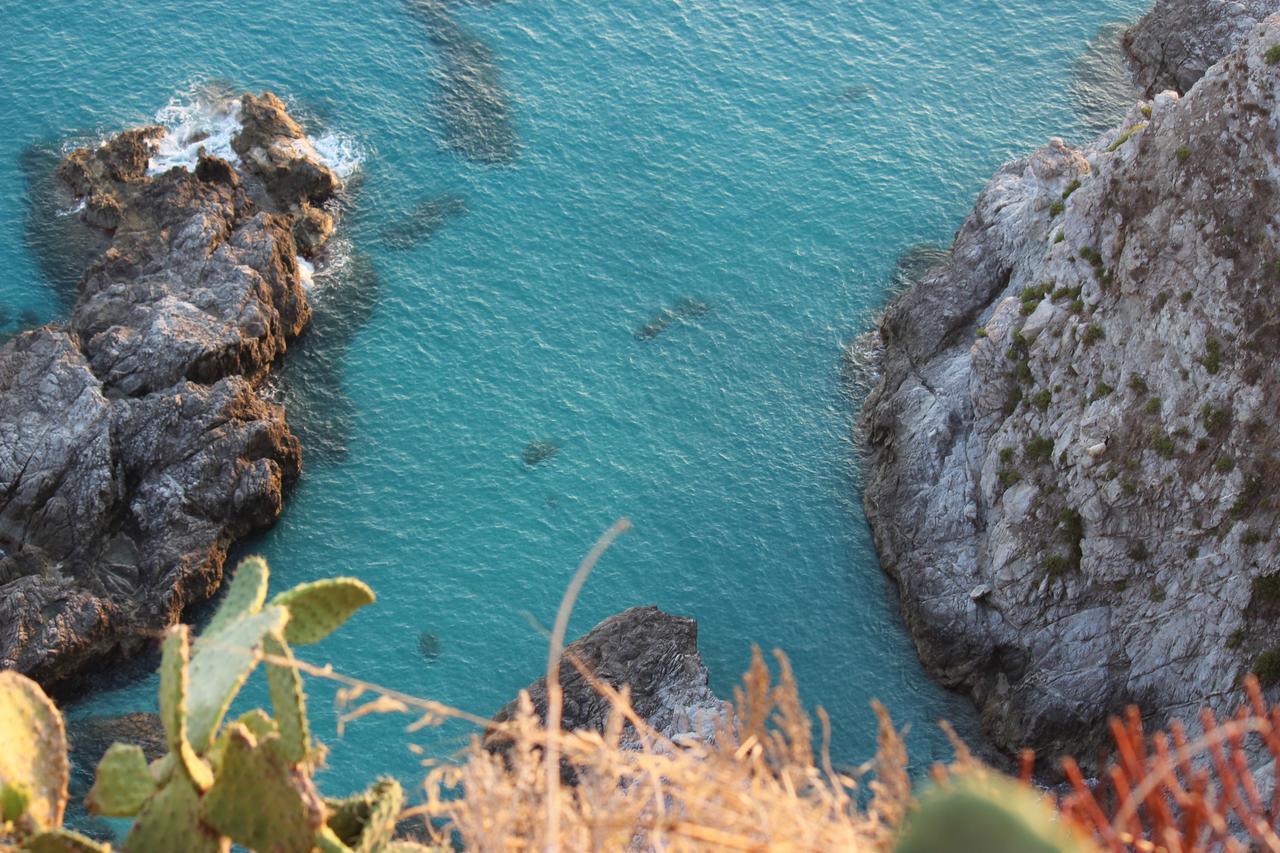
xmin=297 ymin=256 xmax=316 ymax=290
xmin=144 ymin=90 xmax=364 ymax=180
xmin=147 ymin=96 xmax=243 ymax=175
xmin=309 ymin=132 xmax=364 ymax=180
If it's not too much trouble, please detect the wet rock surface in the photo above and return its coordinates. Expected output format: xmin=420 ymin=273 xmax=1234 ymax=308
xmin=489 ymin=606 xmax=729 ymax=749
xmin=861 ymin=18 xmax=1280 ymax=762
xmin=0 ymin=93 xmax=342 ymax=689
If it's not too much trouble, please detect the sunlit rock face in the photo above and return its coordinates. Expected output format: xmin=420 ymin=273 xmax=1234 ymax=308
xmin=862 ymin=18 xmax=1280 ymax=762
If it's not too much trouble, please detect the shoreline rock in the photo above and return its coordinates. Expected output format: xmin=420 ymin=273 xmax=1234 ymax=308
xmin=860 ymin=17 xmax=1280 ymax=762
xmin=488 ymin=606 xmax=731 ymax=751
xmin=1122 ymin=0 xmax=1280 ymax=96
xmin=0 ymin=93 xmax=345 ymax=690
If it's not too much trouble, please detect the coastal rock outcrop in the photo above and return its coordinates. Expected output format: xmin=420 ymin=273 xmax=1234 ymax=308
xmin=0 ymin=93 xmax=343 ymax=688
xmin=1123 ymin=0 xmax=1280 ymax=96
xmin=490 ymin=607 xmax=730 ymax=748
xmin=861 ymin=18 xmax=1280 ymax=760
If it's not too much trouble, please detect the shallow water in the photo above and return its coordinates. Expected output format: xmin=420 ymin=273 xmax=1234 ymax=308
xmin=1 ymin=0 xmax=1144 ymax=817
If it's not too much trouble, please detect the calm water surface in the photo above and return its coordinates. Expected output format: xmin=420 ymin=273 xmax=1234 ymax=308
xmin=0 ymin=0 xmax=1143 ymax=814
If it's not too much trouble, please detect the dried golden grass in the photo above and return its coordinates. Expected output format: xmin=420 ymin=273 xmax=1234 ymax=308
xmin=292 ymin=523 xmax=1280 ymax=851
xmin=406 ymin=646 xmax=907 ymax=851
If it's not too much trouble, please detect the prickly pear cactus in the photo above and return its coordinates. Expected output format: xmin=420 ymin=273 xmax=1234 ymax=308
xmin=203 ymin=556 xmax=269 ymax=638
xmin=269 ymin=578 xmax=375 ymax=646
xmin=199 ymin=723 xmax=325 ymax=853
xmin=324 ymin=778 xmax=405 ymax=853
xmin=895 ymin=772 xmax=1098 ymax=853
xmin=85 ymin=744 xmax=154 ymax=817
xmin=68 ymin=557 xmax=384 ymax=853
xmin=123 ymin=771 xmax=223 ymax=853
xmin=264 ymin=630 xmax=310 ymax=765
xmin=157 ymin=625 xmax=213 ymax=791
xmin=0 ymin=671 xmax=69 ymax=832
xmin=187 ymin=605 xmax=289 ymax=752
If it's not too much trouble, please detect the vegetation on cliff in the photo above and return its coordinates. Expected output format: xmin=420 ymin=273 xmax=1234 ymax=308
xmin=6 ymin=553 xmax=1280 ymax=850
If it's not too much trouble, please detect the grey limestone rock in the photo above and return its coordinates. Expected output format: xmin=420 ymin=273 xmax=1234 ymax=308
xmin=861 ymin=18 xmax=1280 ymax=762
xmin=1123 ymin=0 xmax=1280 ymax=96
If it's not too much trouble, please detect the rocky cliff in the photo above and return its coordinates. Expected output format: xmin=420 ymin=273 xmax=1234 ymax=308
xmin=861 ymin=17 xmax=1280 ymax=760
xmin=0 ymin=93 xmax=343 ymax=688
xmin=1124 ymin=0 xmax=1280 ymax=96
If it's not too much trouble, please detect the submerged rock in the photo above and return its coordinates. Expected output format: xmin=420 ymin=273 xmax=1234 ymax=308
xmin=488 ymin=606 xmax=730 ymax=750
xmin=272 ymin=251 xmax=381 ymax=466
xmin=521 ymin=438 xmax=560 ymax=467
xmin=1122 ymin=0 xmax=1279 ymax=96
xmin=408 ymin=0 xmax=518 ymax=163
xmin=0 ymin=92 xmax=345 ymax=689
xmin=417 ymin=631 xmax=442 ymax=660
xmin=634 ymin=297 xmax=711 ymax=341
xmin=861 ymin=18 xmax=1280 ymax=762
xmin=1071 ymin=21 xmax=1143 ymax=137
xmin=380 ymin=193 xmax=467 ymax=249
xmin=69 ymin=712 xmax=166 ymax=767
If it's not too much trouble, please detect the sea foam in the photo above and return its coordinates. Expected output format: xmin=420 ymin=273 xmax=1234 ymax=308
xmin=147 ymin=95 xmax=243 ymax=175
xmin=144 ymin=89 xmax=364 ymax=180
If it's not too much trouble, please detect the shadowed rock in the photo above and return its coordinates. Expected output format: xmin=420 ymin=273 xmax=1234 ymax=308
xmin=0 ymin=92 xmax=345 ymax=689
xmin=408 ymin=0 xmax=518 ymax=163
xmin=488 ymin=606 xmax=729 ymax=752
xmin=379 ymin=193 xmax=467 ymax=249
xmin=1122 ymin=0 xmax=1279 ymax=97
xmin=890 ymin=244 xmax=949 ymax=293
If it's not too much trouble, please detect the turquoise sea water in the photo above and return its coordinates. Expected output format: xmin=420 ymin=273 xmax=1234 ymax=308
xmin=2 ymin=0 xmax=1144 ymax=817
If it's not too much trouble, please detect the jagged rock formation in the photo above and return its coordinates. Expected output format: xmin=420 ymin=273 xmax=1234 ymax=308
xmin=490 ymin=607 xmax=730 ymax=749
xmin=0 ymin=93 xmax=342 ymax=689
xmin=861 ymin=18 xmax=1280 ymax=761
xmin=1124 ymin=0 xmax=1280 ymax=96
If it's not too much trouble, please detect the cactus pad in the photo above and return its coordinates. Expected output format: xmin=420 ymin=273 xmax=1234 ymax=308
xmin=895 ymin=773 xmax=1094 ymax=853
xmin=204 ymin=556 xmax=270 ymax=638
xmin=186 ymin=605 xmax=289 ymax=751
xmin=0 ymin=671 xmax=68 ymax=830
xmin=269 ymin=578 xmax=375 ymax=646
xmin=324 ymin=777 xmax=404 ymax=852
xmin=86 ymin=743 xmax=155 ymax=817
xmin=123 ymin=772 xmax=223 ymax=853
xmin=24 ymin=828 xmax=112 ymax=852
xmin=158 ymin=625 xmax=189 ymax=751
xmin=264 ymin=630 xmax=310 ymax=764
xmin=156 ymin=625 xmax=213 ymax=790
xmin=1 ymin=781 xmax=30 ymax=822
xmin=200 ymin=723 xmax=325 ymax=853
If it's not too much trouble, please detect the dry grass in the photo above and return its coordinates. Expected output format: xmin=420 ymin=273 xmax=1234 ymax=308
xmin=406 ymin=647 xmax=908 ymax=851
xmin=295 ymin=523 xmax=1280 ymax=851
